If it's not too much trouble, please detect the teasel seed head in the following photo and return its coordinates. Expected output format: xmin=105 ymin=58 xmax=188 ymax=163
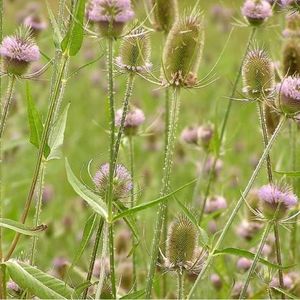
xmin=242 ymin=48 xmax=275 ymax=99
xmin=277 ymin=76 xmax=300 ymax=114
xmin=116 ymin=28 xmax=152 ymax=73
xmin=264 ymin=102 xmax=280 ymax=135
xmin=241 ymin=0 xmax=272 ymax=26
xmin=162 ymin=11 xmax=204 ymax=88
xmin=166 ymin=215 xmax=198 ymax=267
xmin=283 ymin=12 xmax=300 ymax=38
xmin=150 ymin=0 xmax=178 ymax=33
xmin=282 ymin=38 xmax=300 ymax=76
xmin=87 ymin=0 xmax=135 ymax=39
xmin=94 ymin=163 xmax=132 ymax=200
xmin=0 ymin=26 xmax=40 ymax=76
xmin=258 ymin=183 xmax=298 ymax=219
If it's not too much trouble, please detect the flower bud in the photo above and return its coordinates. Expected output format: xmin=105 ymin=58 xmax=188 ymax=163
xmin=210 ymin=274 xmax=223 ymax=290
xmin=150 ymin=0 xmax=178 ymax=33
xmin=180 ymin=126 xmax=198 ymax=145
xmin=166 ymin=215 xmax=198 ymax=267
xmin=282 ymin=38 xmax=300 ymax=76
xmin=197 ymin=123 xmax=214 ymax=150
xmin=162 ymin=12 xmax=204 ymax=88
xmin=241 ymin=0 xmax=272 ymax=26
xmin=0 ymin=27 xmax=40 ymax=75
xmin=242 ymin=49 xmax=275 ymax=99
xmin=236 ymin=257 xmax=252 ymax=272
xmin=87 ymin=0 xmax=135 ymax=39
xmin=204 ymin=195 xmax=227 ymax=214
xmin=116 ymin=28 xmax=151 ymax=73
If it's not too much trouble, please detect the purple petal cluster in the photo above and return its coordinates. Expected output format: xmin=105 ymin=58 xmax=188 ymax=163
xmin=241 ymin=0 xmax=272 ymax=21
xmin=280 ymin=76 xmax=300 ymax=101
xmin=23 ymin=15 xmax=47 ymax=31
xmin=205 ymin=195 xmax=227 ymax=214
xmin=181 ymin=126 xmax=198 ymax=144
xmin=0 ymin=35 xmax=40 ymax=62
xmin=87 ymin=0 xmax=134 ymax=23
xmin=258 ymin=184 xmax=298 ymax=208
xmin=115 ymin=107 xmax=145 ymax=128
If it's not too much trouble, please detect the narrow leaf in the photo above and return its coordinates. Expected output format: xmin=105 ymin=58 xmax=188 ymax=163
xmin=275 ymin=170 xmax=300 ymax=177
xmin=121 ymin=289 xmax=146 ymax=299
xmin=65 ymin=158 xmax=108 ymax=220
xmin=47 ymin=103 xmax=70 ymax=160
xmin=113 ymin=179 xmax=197 ymax=222
xmin=4 ymin=261 xmax=74 ymax=299
xmin=0 ymin=218 xmax=47 ymax=236
xmin=272 ymin=287 xmax=297 ymax=299
xmin=214 ymin=248 xmax=293 ymax=270
xmin=61 ymin=0 xmax=86 ymax=56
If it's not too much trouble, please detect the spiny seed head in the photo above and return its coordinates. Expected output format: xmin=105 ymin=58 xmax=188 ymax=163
xmin=242 ymin=48 xmax=275 ymax=98
xmin=282 ymin=38 xmax=300 ymax=76
xmin=166 ymin=215 xmax=198 ymax=266
xmin=277 ymin=76 xmax=300 ymax=114
xmin=241 ymin=0 xmax=272 ymax=26
xmin=283 ymin=13 xmax=300 ymax=38
xmin=150 ymin=0 xmax=178 ymax=33
xmin=94 ymin=163 xmax=132 ymax=200
xmin=258 ymin=183 xmax=298 ymax=219
xmin=87 ymin=0 xmax=135 ymax=38
xmin=115 ymin=106 xmax=145 ymax=135
xmin=264 ymin=103 xmax=280 ymax=135
xmin=116 ymin=28 xmax=152 ymax=73
xmin=162 ymin=11 xmax=204 ymax=88
xmin=0 ymin=26 xmax=40 ymax=75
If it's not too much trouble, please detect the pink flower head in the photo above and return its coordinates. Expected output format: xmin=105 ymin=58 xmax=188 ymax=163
xmin=181 ymin=126 xmax=198 ymax=145
xmin=23 ymin=15 xmax=47 ymax=31
xmin=115 ymin=107 xmax=145 ymax=128
xmin=204 ymin=195 xmax=227 ymax=214
xmin=242 ymin=0 xmax=272 ymax=25
xmin=87 ymin=0 xmax=134 ymax=23
xmin=94 ymin=163 xmax=132 ymax=199
xmin=0 ymin=34 xmax=40 ymax=62
xmin=237 ymin=257 xmax=252 ymax=272
xmin=282 ymin=0 xmax=300 ymax=6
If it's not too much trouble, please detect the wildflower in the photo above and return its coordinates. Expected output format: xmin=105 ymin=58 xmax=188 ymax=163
xmin=23 ymin=14 xmax=47 ymax=37
xmin=210 ymin=273 xmax=223 ymax=290
xmin=94 ymin=163 xmax=132 ymax=199
xmin=0 ymin=27 xmax=40 ymax=75
xmin=197 ymin=123 xmax=214 ymax=150
xmin=277 ymin=76 xmax=300 ymax=114
xmin=231 ymin=281 xmax=252 ymax=299
xmin=241 ymin=0 xmax=272 ymax=26
xmin=115 ymin=106 xmax=145 ymax=135
xmin=181 ymin=126 xmax=198 ymax=145
xmin=237 ymin=257 xmax=252 ymax=272
xmin=236 ymin=220 xmax=262 ymax=240
xmin=87 ymin=0 xmax=135 ymax=38
xmin=204 ymin=195 xmax=227 ymax=214
xmin=203 ymin=156 xmax=223 ymax=178
xmin=258 ymin=183 xmax=298 ymax=219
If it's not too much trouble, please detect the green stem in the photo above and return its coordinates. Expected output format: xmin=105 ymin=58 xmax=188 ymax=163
xmin=145 ymin=88 xmax=181 ymax=298
xmin=29 ymin=161 xmax=46 ymax=265
xmin=129 ymin=135 xmax=137 ymax=292
xmin=108 ymin=223 xmax=116 ymax=298
xmin=198 ymin=27 xmax=256 ymax=225
xmin=178 ymin=270 xmax=184 ymax=300
xmin=5 ymin=55 xmax=69 ymax=261
xmin=82 ymin=217 xmax=104 ymax=299
xmin=239 ymin=221 xmax=272 ymax=299
xmin=187 ymin=117 xmax=286 ymax=299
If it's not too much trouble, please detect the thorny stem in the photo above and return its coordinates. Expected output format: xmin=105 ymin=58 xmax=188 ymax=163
xmin=187 ymin=117 xmax=286 ymax=299
xmin=239 ymin=221 xmax=272 ymax=299
xmin=178 ymin=269 xmax=184 ymax=300
xmin=108 ymin=224 xmax=116 ymax=298
xmin=82 ymin=217 xmax=104 ymax=299
xmin=146 ymin=88 xmax=181 ymax=298
xmin=5 ymin=55 xmax=69 ymax=261
xmin=198 ymin=27 xmax=257 ymax=225
xmin=129 ymin=135 xmax=137 ymax=292
xmin=29 ymin=161 xmax=46 ymax=265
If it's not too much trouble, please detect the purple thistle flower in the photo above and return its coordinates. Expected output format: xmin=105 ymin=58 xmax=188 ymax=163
xmin=277 ymin=76 xmax=300 ymax=114
xmin=94 ymin=163 xmax=132 ymax=199
xmin=197 ymin=123 xmax=214 ymax=149
xmin=204 ymin=195 xmax=227 ymax=214
xmin=210 ymin=274 xmax=223 ymax=290
xmin=241 ymin=0 xmax=272 ymax=25
xmin=23 ymin=15 xmax=47 ymax=34
xmin=236 ymin=257 xmax=252 ymax=272
xmin=181 ymin=126 xmax=198 ymax=145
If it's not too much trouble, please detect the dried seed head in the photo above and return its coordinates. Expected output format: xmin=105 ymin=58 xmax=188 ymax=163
xmin=0 ymin=27 xmax=40 ymax=75
xmin=150 ymin=0 xmax=178 ymax=33
xmin=166 ymin=215 xmax=198 ymax=267
xmin=94 ymin=163 xmax=132 ymax=200
xmin=264 ymin=103 xmax=280 ymax=135
xmin=162 ymin=11 xmax=204 ymax=88
xmin=116 ymin=28 xmax=152 ymax=73
xmin=283 ymin=13 xmax=300 ymax=38
xmin=241 ymin=0 xmax=272 ymax=26
xmin=258 ymin=183 xmax=298 ymax=219
xmin=115 ymin=106 xmax=145 ymax=135
xmin=87 ymin=0 xmax=135 ymax=38
xmin=277 ymin=76 xmax=300 ymax=114
xmin=282 ymin=38 xmax=300 ymax=76
xmin=242 ymin=48 xmax=275 ymax=98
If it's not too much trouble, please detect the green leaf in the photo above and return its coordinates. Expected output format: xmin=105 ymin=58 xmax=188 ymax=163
xmin=121 ymin=289 xmax=146 ymax=299
xmin=69 ymin=214 xmax=98 ymax=273
xmin=61 ymin=0 xmax=86 ymax=56
xmin=0 ymin=218 xmax=47 ymax=236
xmin=275 ymin=170 xmax=300 ymax=177
xmin=272 ymin=287 xmax=297 ymax=299
xmin=65 ymin=158 xmax=108 ymax=220
xmin=214 ymin=248 xmax=293 ymax=270
xmin=26 ymin=83 xmax=50 ymax=157
xmin=4 ymin=261 xmax=74 ymax=299
xmin=175 ymin=198 xmax=209 ymax=246
xmin=47 ymin=103 xmax=70 ymax=160
xmin=112 ymin=178 xmax=197 ymax=222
